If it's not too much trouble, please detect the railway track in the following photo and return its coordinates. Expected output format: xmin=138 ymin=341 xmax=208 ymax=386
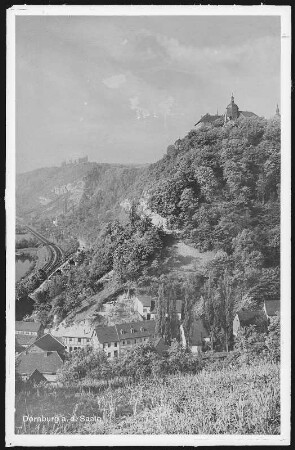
xmin=19 ymin=223 xmax=65 ymax=276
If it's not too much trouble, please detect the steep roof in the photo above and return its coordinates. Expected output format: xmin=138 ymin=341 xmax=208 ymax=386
xmin=264 ymin=300 xmax=280 ymax=317
xmin=15 ymin=321 xmax=42 ymax=333
xmin=16 ymin=351 xmax=64 ymax=375
xmin=239 ymin=111 xmax=257 ymax=118
xmin=95 ymin=325 xmax=118 ymax=344
xmin=195 ymin=114 xmax=223 ymax=126
xmin=95 ymin=320 xmax=156 ymax=344
xmin=27 ymin=333 xmax=65 ymax=353
xmin=28 ymin=369 xmax=47 ymax=384
xmin=237 ymin=310 xmax=265 ymax=326
xmin=15 ymin=334 xmax=36 ymax=348
xmin=115 ymin=320 xmax=156 ymax=341
xmin=137 ymin=294 xmax=154 ymax=308
xmin=190 ymin=319 xmax=210 ymax=346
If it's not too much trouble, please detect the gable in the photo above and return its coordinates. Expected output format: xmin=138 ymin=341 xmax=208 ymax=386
xmin=27 ymin=333 xmax=65 ymax=353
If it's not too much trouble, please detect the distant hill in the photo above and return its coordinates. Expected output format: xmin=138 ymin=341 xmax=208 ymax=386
xmin=16 ymin=161 xmax=150 ymax=242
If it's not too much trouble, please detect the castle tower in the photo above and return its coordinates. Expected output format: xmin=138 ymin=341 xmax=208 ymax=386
xmin=225 ymin=93 xmax=239 ymax=120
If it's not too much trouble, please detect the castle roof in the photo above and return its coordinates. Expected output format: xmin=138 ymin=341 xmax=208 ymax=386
xmin=195 ymin=113 xmax=223 ymax=126
xmin=239 ymin=111 xmax=257 ymax=118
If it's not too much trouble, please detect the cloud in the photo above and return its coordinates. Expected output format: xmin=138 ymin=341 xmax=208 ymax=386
xmin=129 ymin=96 xmax=151 ymax=120
xmin=153 ymin=33 xmax=280 ymax=78
xmin=103 ymin=74 xmax=126 ymax=89
xmin=129 ymin=93 xmax=177 ymax=121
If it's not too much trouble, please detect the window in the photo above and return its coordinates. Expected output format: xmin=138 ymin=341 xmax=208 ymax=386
xmin=78 ymin=338 xmax=81 ymax=343
xmin=114 ymin=350 xmax=118 ymax=358
xmin=108 ymin=343 xmax=111 ymax=348
xmin=107 ymin=352 xmax=111 ymax=358
xmin=69 ymin=347 xmax=72 ymax=351
xmin=69 ymin=338 xmax=72 ymax=342
xmin=114 ymin=342 xmax=118 ymax=347
xmin=74 ymin=347 xmax=77 ymax=350
xmin=127 ymin=340 xmax=130 ymax=345
xmin=134 ymin=339 xmax=136 ymax=344
xmin=122 ymin=341 xmax=125 ymax=345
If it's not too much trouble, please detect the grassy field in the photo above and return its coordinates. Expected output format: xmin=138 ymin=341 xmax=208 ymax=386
xmin=15 ymin=360 xmax=279 ymax=435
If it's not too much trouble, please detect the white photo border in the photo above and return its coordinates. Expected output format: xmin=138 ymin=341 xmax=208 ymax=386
xmin=6 ymin=4 xmax=291 ymax=447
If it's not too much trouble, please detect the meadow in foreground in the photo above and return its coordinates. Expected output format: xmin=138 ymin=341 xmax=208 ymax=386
xmin=15 ymin=360 xmax=279 ymax=435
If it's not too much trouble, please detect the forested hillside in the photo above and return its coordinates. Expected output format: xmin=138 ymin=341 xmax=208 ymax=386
xmin=16 ymin=115 xmax=280 ymax=353
xmin=144 ymin=115 xmax=280 ymax=349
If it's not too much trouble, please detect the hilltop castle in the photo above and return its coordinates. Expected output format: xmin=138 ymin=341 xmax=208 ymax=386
xmin=195 ymin=94 xmax=280 ymax=128
xmin=61 ymin=155 xmax=88 ymax=167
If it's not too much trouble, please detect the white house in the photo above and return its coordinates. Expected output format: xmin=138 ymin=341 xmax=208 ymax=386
xmin=133 ymin=294 xmax=156 ymax=320
xmin=92 ymin=320 xmax=156 ymax=358
xmin=134 ymin=295 xmax=183 ymax=321
xmin=50 ymin=319 xmax=94 ymax=352
xmin=15 ymin=321 xmax=44 ymax=353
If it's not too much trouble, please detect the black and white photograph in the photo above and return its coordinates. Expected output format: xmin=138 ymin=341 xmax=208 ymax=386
xmin=6 ymin=5 xmax=291 ymax=446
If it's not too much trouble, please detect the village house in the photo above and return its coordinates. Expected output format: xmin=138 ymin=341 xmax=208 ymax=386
xmin=133 ymin=294 xmax=156 ymax=320
xmin=180 ymin=319 xmax=210 ymax=354
xmin=15 ymin=320 xmax=44 ymax=338
xmin=233 ymin=310 xmax=267 ymax=337
xmin=15 ymin=321 xmax=44 ymax=353
xmin=50 ymin=319 xmax=93 ymax=352
xmin=134 ymin=295 xmax=183 ymax=321
xmin=16 ymin=333 xmax=66 ymax=382
xmin=93 ymin=320 xmax=156 ymax=358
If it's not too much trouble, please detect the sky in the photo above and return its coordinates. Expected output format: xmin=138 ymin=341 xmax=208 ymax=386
xmin=15 ymin=15 xmax=281 ymax=173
